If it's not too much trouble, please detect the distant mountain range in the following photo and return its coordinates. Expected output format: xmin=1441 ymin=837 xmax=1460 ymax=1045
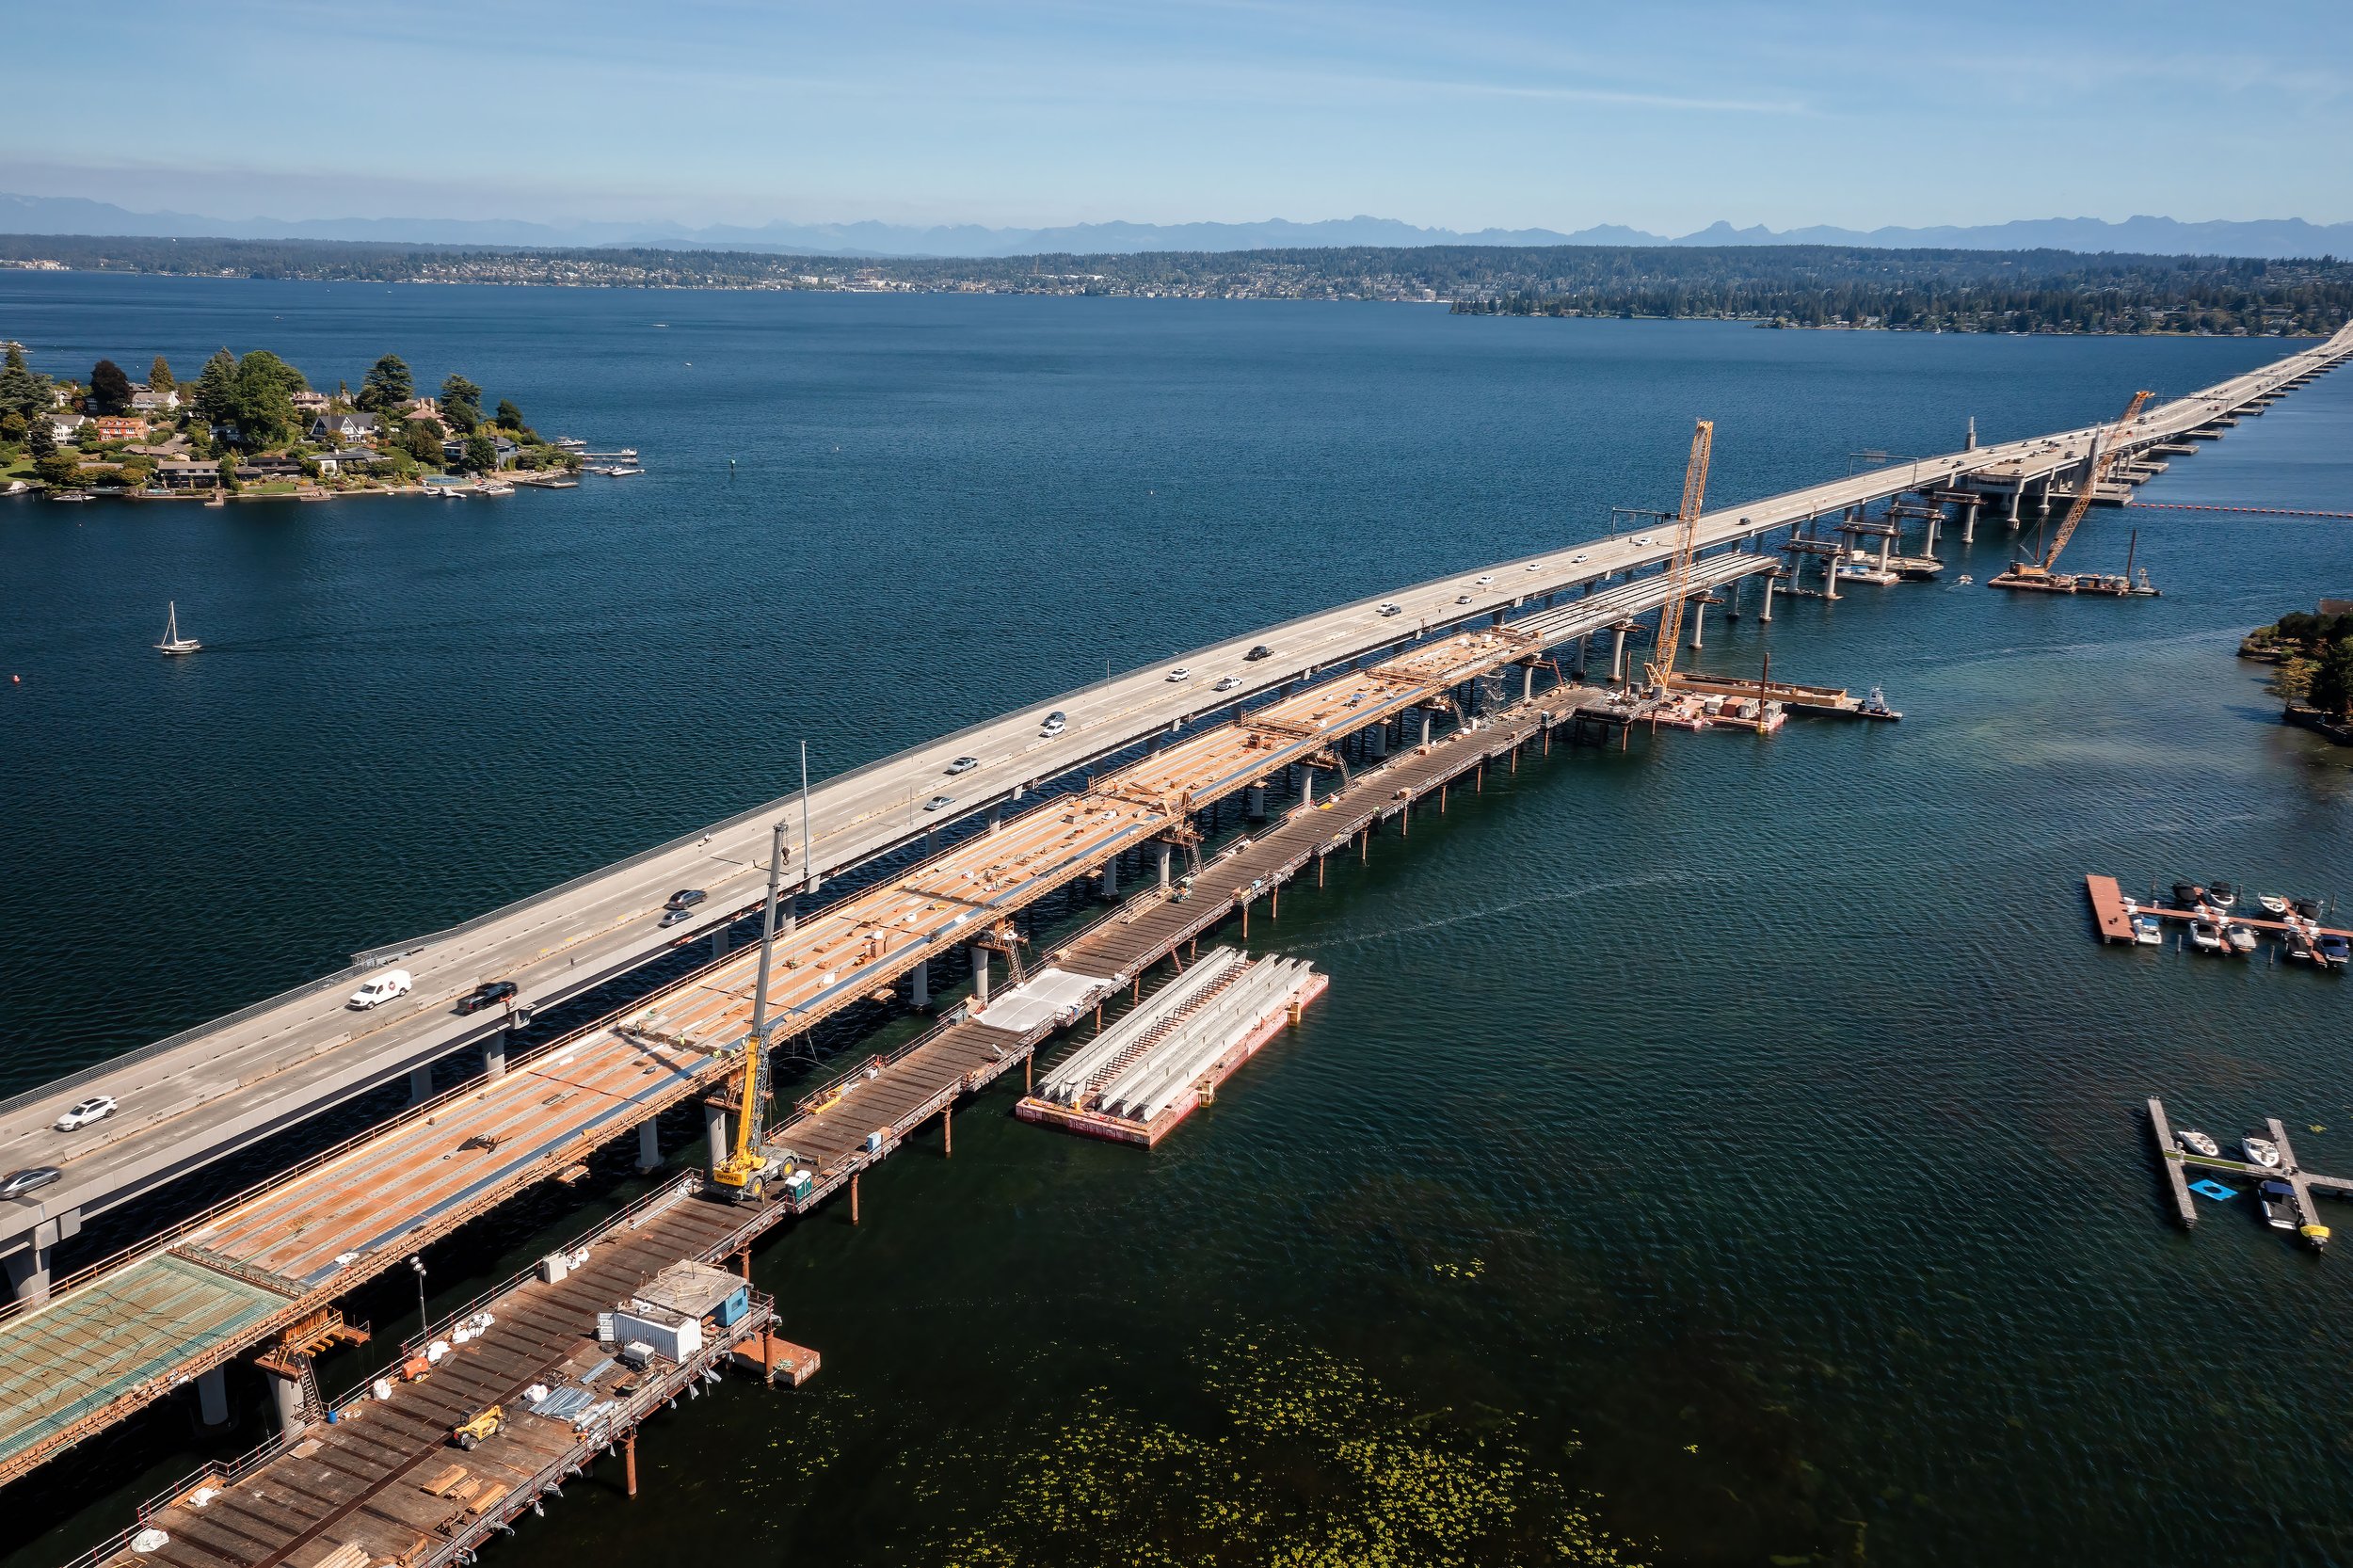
xmin=3 ymin=194 xmax=2346 ymax=260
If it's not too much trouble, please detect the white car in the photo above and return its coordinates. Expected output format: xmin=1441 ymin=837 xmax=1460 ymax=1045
xmin=1631 ymin=534 xmax=1652 ymax=546
xmin=944 ymin=756 xmax=978 ymax=775
xmin=55 ymin=1096 xmax=117 ymax=1132
xmin=1166 ymin=667 xmax=1192 ymax=682
xmin=1570 ymin=552 xmax=1587 ymax=564
xmin=1525 ymin=562 xmax=1542 ymax=572
xmin=1377 ymin=601 xmax=1401 ymax=616
xmin=1474 ymin=573 xmax=1494 ymax=585
xmin=1213 ymin=675 xmax=1241 ymax=691
xmin=348 ymin=968 xmax=413 ymax=1010
xmin=1455 ymin=594 xmax=1474 ymax=604
xmin=1040 ymin=711 xmax=1066 ymax=738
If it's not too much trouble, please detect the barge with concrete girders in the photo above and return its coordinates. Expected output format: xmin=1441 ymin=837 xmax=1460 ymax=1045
xmin=1016 ymin=948 xmax=1326 ymax=1146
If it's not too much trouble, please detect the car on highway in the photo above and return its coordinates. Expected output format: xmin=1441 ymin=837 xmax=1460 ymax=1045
xmin=1377 ymin=601 xmax=1401 ymax=616
xmin=1526 ymin=562 xmax=1543 ymax=571
xmin=945 ymin=755 xmax=978 ymax=774
xmin=1243 ymin=645 xmax=1273 ymax=661
xmin=54 ymin=1096 xmax=117 ymax=1132
xmin=1040 ymin=711 xmax=1066 ymax=737
xmin=1166 ymin=667 xmax=1192 ymax=682
xmin=1455 ymin=593 xmax=1473 ymax=604
xmin=0 ymin=1167 xmax=61 ymax=1201
xmin=348 ymin=969 xmax=413 ymax=1010
xmin=659 ymin=905 xmax=696 ymax=928
xmin=1213 ymin=675 xmax=1241 ymax=691
xmin=1631 ymin=534 xmax=1652 ymax=546
xmin=1475 ymin=573 xmax=1494 ymax=585
xmin=924 ymin=793 xmax=955 ymax=811
xmin=664 ymin=888 xmax=706 ymax=911
xmin=456 ymin=980 xmax=520 ymax=1016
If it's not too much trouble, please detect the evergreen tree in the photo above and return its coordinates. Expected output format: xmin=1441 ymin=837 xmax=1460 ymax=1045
xmin=191 ymin=348 xmax=238 ymax=429
xmin=149 ymin=355 xmax=175 ymax=393
xmin=26 ymin=413 xmax=56 ymax=459
xmin=0 ymin=343 xmax=53 ymax=423
xmin=2309 ymin=642 xmax=2353 ymax=718
xmin=89 ymin=360 xmax=135 ymax=415
xmin=440 ymin=374 xmax=483 ymax=432
xmin=357 ymin=354 xmax=412 ymax=411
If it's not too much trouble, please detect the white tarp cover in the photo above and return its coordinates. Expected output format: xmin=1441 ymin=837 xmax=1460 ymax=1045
xmin=977 ymin=967 xmax=1110 ymax=1035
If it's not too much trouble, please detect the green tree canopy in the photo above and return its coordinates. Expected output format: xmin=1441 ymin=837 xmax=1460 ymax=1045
xmin=440 ymin=373 xmax=483 ymax=432
xmin=399 ymin=419 xmax=444 ymax=465
xmin=358 ymin=354 xmax=412 ymax=412
xmin=89 ymin=360 xmax=135 ymax=415
xmin=2308 ymin=643 xmax=2353 ymax=718
xmin=216 ymin=452 xmax=240 ymax=493
xmin=461 ymin=428 xmax=500 ymax=472
xmin=493 ymin=398 xmax=526 ymax=431
xmin=26 ymin=413 xmax=56 ymax=459
xmin=36 ymin=452 xmax=81 ymax=488
xmin=211 ymin=350 xmax=309 ymax=450
xmin=0 ymin=344 xmax=53 ymax=423
xmin=149 ymin=355 xmax=175 ymax=392
xmin=190 ymin=348 xmax=238 ymax=428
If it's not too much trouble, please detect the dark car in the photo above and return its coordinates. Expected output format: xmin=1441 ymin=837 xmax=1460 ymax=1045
xmin=455 ymin=980 xmax=520 ymax=1016
xmin=1244 ymin=645 xmax=1273 ymax=661
xmin=0 ymin=1167 xmax=60 ymax=1202
xmin=664 ymin=888 xmax=707 ymax=911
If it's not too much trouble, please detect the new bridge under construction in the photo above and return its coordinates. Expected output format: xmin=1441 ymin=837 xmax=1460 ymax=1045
xmin=5 ymin=323 xmax=2347 ymax=1567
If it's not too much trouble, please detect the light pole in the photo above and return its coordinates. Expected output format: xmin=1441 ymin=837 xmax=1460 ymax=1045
xmin=408 ymin=1254 xmax=427 ymax=1338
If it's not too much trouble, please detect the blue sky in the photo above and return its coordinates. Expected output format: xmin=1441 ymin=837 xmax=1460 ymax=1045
xmin=7 ymin=0 xmax=2348 ymax=231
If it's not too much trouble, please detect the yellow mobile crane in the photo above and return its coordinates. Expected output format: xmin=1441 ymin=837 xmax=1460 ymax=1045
xmin=1641 ymin=418 xmax=1715 ymax=694
xmin=1993 ymin=389 xmax=2153 ymax=592
xmin=711 ymin=821 xmax=790 ymax=1202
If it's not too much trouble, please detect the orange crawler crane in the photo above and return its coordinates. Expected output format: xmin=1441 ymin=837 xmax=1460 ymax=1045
xmin=1642 ymin=417 xmax=1714 ymax=695
xmin=1992 ymin=389 xmax=2155 ymax=594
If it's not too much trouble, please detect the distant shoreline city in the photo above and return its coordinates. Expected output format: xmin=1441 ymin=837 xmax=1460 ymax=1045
xmin=3 ymin=234 xmax=2348 ymax=337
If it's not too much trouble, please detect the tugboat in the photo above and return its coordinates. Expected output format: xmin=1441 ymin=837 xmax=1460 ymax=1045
xmin=2175 ymin=1128 xmax=2221 ymax=1159
xmin=2241 ymin=1133 xmax=2283 ymax=1171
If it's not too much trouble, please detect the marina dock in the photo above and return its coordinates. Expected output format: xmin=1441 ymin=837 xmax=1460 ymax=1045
xmin=2145 ymin=1098 xmax=2347 ymax=1249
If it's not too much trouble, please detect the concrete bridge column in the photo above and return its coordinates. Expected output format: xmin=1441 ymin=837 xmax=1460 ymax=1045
xmin=1574 ymin=632 xmax=1589 ymax=680
xmin=408 ymin=1064 xmax=433 ymax=1104
xmin=1925 ymin=511 xmax=1941 ymax=556
xmin=779 ymin=890 xmax=797 ymax=936
xmin=1963 ymin=497 xmax=1978 ymax=544
xmin=1368 ymin=723 xmax=1388 ymax=760
xmin=969 ymin=945 xmax=991 ymax=1004
xmin=1760 ymin=573 xmax=1775 ymax=623
xmin=911 ymin=957 xmax=930 ymax=1009
xmin=2037 ymin=476 xmax=2052 ymax=520
xmin=482 ymin=1036 xmax=507 ymax=1080
xmin=2006 ymin=482 xmax=2023 ymax=531
xmin=1245 ymin=785 xmax=1267 ymax=820
xmin=197 ymin=1367 xmax=232 ymax=1428
xmin=269 ymin=1373 xmax=308 ymax=1438
xmin=711 ymin=925 xmax=731 ymax=961
xmin=705 ymin=1103 xmax=728 ymax=1171
xmin=3 ymin=1242 xmax=52 ymax=1306
xmin=1824 ymin=553 xmax=1842 ymax=601
xmin=1100 ymin=855 xmax=1119 ymax=899
xmin=1609 ymin=626 xmax=1629 ymax=682
xmin=1689 ymin=598 xmax=1707 ymax=651
xmin=1157 ymin=843 xmax=1173 ymax=889
xmin=637 ymin=1119 xmax=662 ymax=1172
xmin=1521 ymin=664 xmax=1536 ymax=700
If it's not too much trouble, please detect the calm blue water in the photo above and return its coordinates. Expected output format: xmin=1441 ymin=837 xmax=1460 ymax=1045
xmin=4 ymin=274 xmax=2351 ymax=1565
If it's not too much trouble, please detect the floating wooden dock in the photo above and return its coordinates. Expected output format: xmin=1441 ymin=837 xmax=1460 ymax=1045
xmin=2084 ymin=873 xmax=2351 ymax=944
xmin=2145 ymin=1097 xmax=2346 ymax=1249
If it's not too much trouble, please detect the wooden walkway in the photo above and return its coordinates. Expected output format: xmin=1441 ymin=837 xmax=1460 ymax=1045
xmin=769 ymin=682 xmax=1608 ymax=1193
xmin=79 ymin=1184 xmax=784 ymax=1568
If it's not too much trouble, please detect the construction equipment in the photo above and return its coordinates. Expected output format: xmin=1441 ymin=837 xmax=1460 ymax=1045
xmin=1994 ymin=390 xmax=2153 ymax=590
xmin=1641 ymin=418 xmax=1715 ymax=694
xmin=452 ymin=1405 xmax=504 ymax=1449
xmin=711 ymin=822 xmax=789 ymax=1202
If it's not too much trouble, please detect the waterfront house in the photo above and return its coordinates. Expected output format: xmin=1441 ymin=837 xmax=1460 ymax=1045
xmin=291 ymin=390 xmax=331 ymax=414
xmin=130 ymin=386 xmax=181 ymax=412
xmin=308 ymin=409 xmax=379 ymax=442
xmin=92 ymin=415 xmax=146 ymax=442
xmin=312 ymin=448 xmax=383 ymax=475
xmin=441 ymin=436 xmax=520 ymax=469
xmin=48 ymin=411 xmax=87 ymax=442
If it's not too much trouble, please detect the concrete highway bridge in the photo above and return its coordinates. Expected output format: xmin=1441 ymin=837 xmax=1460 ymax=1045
xmin=2 ymin=322 xmax=2345 ymax=1492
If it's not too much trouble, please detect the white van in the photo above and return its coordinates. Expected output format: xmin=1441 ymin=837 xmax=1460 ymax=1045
xmin=348 ymin=969 xmax=413 ymax=1010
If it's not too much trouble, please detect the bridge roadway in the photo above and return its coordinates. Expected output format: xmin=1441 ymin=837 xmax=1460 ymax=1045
xmin=10 ymin=327 xmax=2344 ymax=1308
xmin=0 ymin=553 xmax=1781 ymax=1487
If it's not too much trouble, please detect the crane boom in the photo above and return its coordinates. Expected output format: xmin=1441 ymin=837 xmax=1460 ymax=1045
xmin=712 ymin=822 xmax=788 ymax=1200
xmin=2040 ymin=389 xmax=2153 ymax=571
xmin=1642 ymin=418 xmax=1714 ymax=692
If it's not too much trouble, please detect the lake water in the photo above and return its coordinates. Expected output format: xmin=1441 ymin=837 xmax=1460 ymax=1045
xmin=4 ymin=274 xmax=2351 ymax=1565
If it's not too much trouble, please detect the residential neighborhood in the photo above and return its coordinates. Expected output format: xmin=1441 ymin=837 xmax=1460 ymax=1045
xmin=0 ymin=343 xmax=584 ymax=500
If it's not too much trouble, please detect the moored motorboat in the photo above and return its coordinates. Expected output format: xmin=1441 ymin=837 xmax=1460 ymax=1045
xmin=2186 ymin=919 xmax=2225 ymax=953
xmin=2209 ymin=880 xmax=2237 ymax=912
xmin=2224 ymin=922 xmax=2258 ymax=954
xmin=2171 ymin=881 xmax=2207 ymax=910
xmin=2131 ymin=913 xmax=2164 ymax=946
xmin=2241 ymin=1134 xmax=2282 ymax=1170
xmin=2175 ymin=1128 xmax=2220 ymax=1159
xmin=2257 ymin=1179 xmax=2299 ymax=1231
xmin=2258 ymin=894 xmax=2289 ymax=917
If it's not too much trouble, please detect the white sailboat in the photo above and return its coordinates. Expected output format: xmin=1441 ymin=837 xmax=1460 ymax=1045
xmin=156 ymin=601 xmax=201 ymax=656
